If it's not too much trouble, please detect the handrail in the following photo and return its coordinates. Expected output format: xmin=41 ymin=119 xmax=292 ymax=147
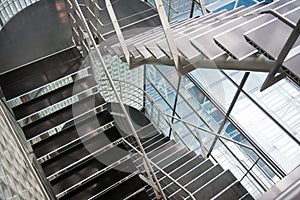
xmin=103 ymin=79 xmax=267 ymax=159
xmin=122 ymin=137 xmax=196 ymax=200
xmin=100 ymin=79 xmax=202 ymax=146
xmin=151 ymin=65 xmax=214 ymax=131
xmin=67 ymin=0 xmax=166 ymax=198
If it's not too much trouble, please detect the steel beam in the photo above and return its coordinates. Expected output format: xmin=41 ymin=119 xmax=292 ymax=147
xmin=260 ymin=11 xmax=300 ymax=91
xmin=153 ymin=0 xmax=181 ymax=73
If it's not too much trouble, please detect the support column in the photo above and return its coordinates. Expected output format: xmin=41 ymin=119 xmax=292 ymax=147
xmin=168 ymin=75 xmax=181 ymax=138
xmin=207 ymin=72 xmax=250 ymax=157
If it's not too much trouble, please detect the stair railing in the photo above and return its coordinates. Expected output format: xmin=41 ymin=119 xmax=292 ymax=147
xmin=121 ymin=137 xmax=196 ymax=200
xmin=0 ymin=0 xmax=39 ymax=29
xmin=99 ymin=78 xmax=282 ymax=197
xmin=65 ymin=0 xmax=166 ymax=199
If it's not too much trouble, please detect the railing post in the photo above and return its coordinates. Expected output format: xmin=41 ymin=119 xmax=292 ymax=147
xmin=240 ymin=158 xmax=260 ymax=182
xmin=195 ymin=0 xmax=208 ymax=15
xmin=168 ymin=75 xmax=181 ymax=138
xmin=105 ymin=0 xmax=131 ymax=65
xmin=207 ymin=72 xmax=250 ymax=157
xmin=195 ymin=128 xmax=207 ymax=159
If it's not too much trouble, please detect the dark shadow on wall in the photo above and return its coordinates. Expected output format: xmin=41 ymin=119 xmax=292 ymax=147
xmin=0 ymin=0 xmax=73 ymax=73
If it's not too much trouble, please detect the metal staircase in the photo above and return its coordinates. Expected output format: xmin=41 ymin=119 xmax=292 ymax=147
xmin=0 ymin=48 xmax=149 ymax=200
xmin=0 ymin=45 xmax=254 ymax=199
xmin=2 ymin=0 xmax=298 ymax=199
xmin=109 ymin=0 xmax=300 ymax=90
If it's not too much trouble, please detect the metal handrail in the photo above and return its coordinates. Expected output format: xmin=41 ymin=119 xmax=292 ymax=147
xmin=122 ymin=137 xmax=196 ymax=200
xmin=101 ymin=81 xmax=194 ymax=152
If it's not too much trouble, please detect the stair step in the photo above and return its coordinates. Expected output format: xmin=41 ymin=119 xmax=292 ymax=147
xmin=159 ymin=156 xmax=206 ymax=188
xmin=163 ymin=159 xmax=214 ymax=193
xmin=23 ymin=93 xmax=106 ymax=142
xmin=167 ymin=156 xmax=205 ymax=180
xmin=151 ymin=143 xmax=182 ymax=163
xmin=7 ymin=67 xmax=90 ymax=108
xmin=168 ymin=164 xmax=224 ymax=198
xmin=13 ymin=75 xmax=97 ymax=121
xmin=164 ymin=160 xmax=213 ymax=196
xmin=54 ymin=158 xmax=136 ymax=198
xmin=138 ymin=123 xmax=159 ymax=139
xmin=89 ymin=174 xmax=146 ymax=200
xmin=134 ymin=140 xmax=176 ymax=168
xmin=20 ymin=91 xmax=105 ymax=127
xmin=193 ymin=170 xmax=237 ymax=199
xmin=162 ymin=151 xmax=197 ymax=174
xmin=32 ymin=110 xmax=115 ymax=158
xmin=144 ymin=137 xmax=170 ymax=153
xmin=148 ymin=140 xmax=176 ymax=157
xmin=36 ymin=121 xmax=116 ymax=163
xmin=187 ymin=164 xmax=225 ymax=192
xmin=44 ymin=140 xmax=129 ymax=180
xmin=156 ymin=147 xmax=188 ymax=168
xmin=213 ymin=181 xmax=248 ymax=200
xmin=141 ymin=133 xmax=164 ymax=149
xmin=0 ymin=47 xmax=83 ymax=101
xmin=124 ymin=124 xmax=159 ymax=149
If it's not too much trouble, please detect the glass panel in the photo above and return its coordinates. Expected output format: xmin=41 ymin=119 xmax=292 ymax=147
xmin=146 ymin=64 xmax=176 ymax=110
xmin=232 ymin=91 xmax=300 ymax=173
xmin=0 ymin=100 xmax=46 ymax=199
xmin=190 ymin=68 xmax=237 ymax=111
xmin=243 ymin=72 xmax=300 ymax=143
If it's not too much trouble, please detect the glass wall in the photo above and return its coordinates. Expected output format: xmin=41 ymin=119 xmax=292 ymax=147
xmin=145 ymin=64 xmax=287 ymax=198
xmin=0 ymin=100 xmax=48 ymax=199
xmin=190 ymin=69 xmax=300 ymax=173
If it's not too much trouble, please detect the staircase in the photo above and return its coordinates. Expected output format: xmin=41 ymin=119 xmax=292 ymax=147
xmin=0 ymin=47 xmax=254 ymax=199
xmin=0 ymin=47 xmax=150 ymax=200
xmin=109 ymin=0 xmax=300 ymax=87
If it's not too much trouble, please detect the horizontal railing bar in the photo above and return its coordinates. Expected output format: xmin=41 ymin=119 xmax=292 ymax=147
xmin=122 ymin=138 xmax=196 ymax=200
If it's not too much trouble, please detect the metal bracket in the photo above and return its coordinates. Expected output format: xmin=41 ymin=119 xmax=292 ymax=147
xmin=260 ymin=10 xmax=300 ymax=91
xmin=195 ymin=0 xmax=208 ymax=15
xmin=105 ymin=0 xmax=131 ymax=66
xmin=153 ymin=0 xmax=182 ymax=73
